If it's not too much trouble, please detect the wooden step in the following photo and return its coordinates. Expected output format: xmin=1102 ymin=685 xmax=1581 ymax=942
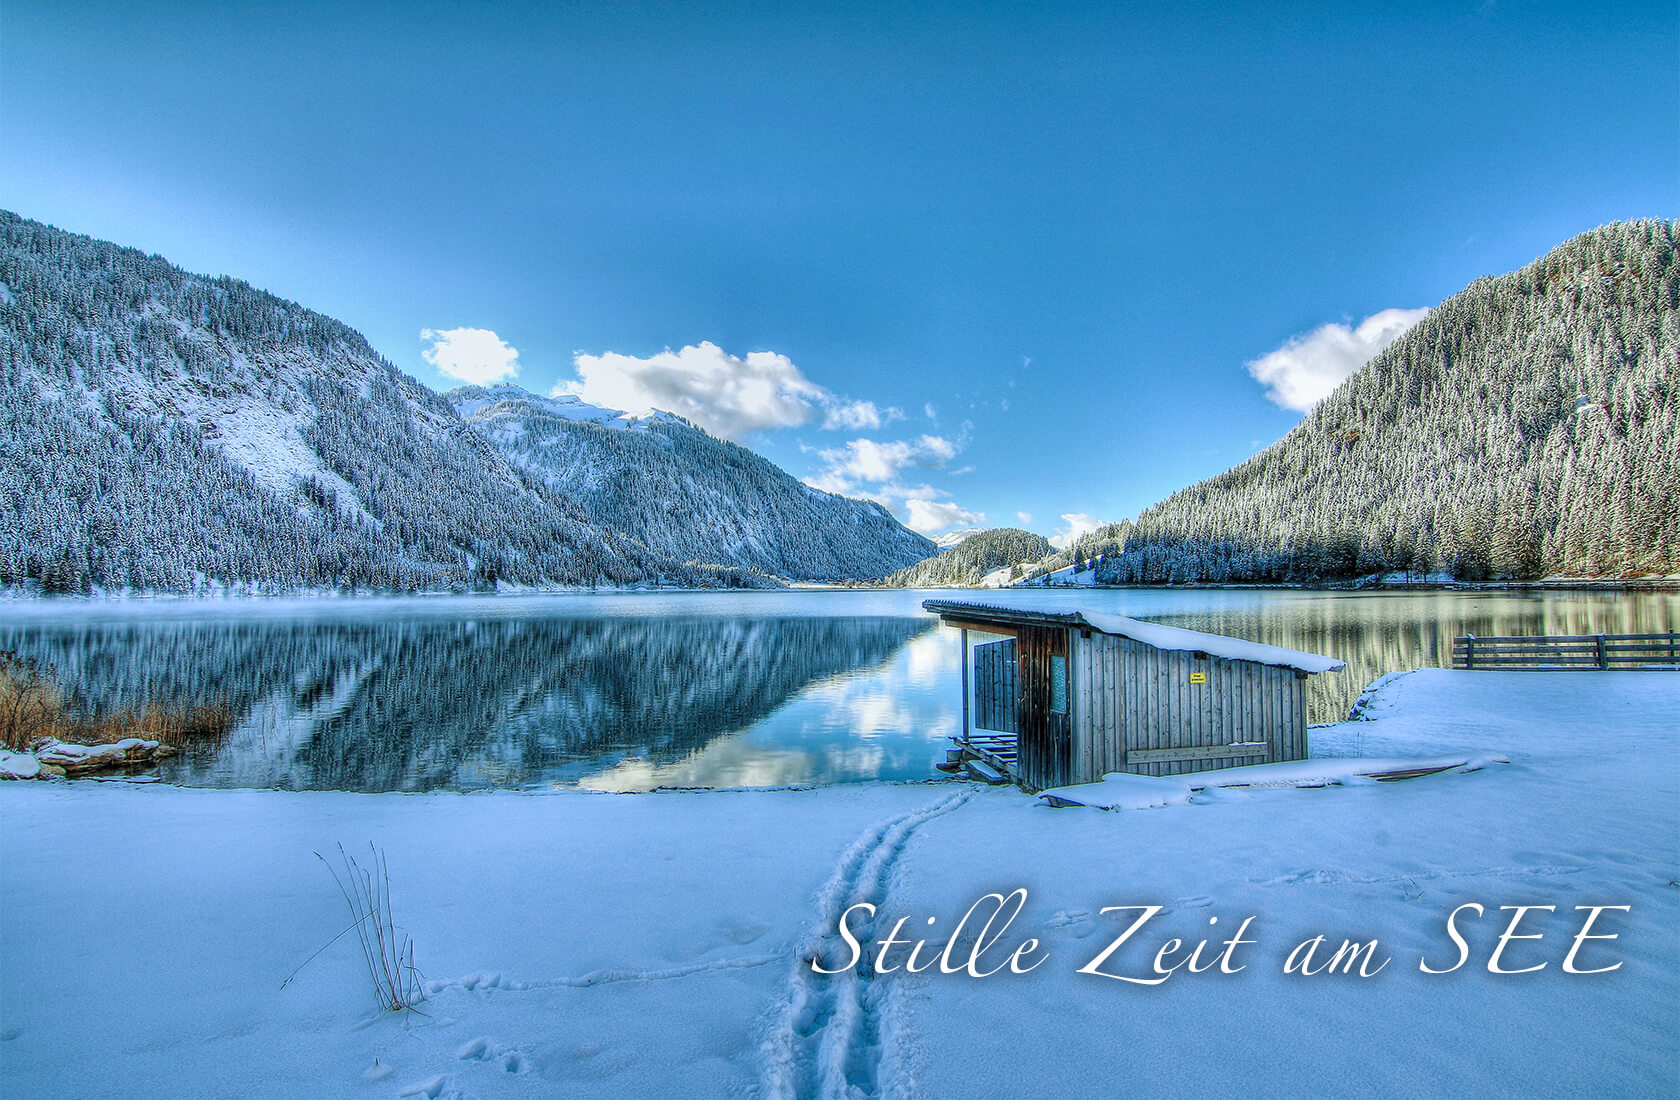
xmin=964 ymin=759 xmax=1009 ymax=785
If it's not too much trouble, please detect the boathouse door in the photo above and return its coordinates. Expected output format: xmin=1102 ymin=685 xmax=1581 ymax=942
xmin=1015 ymin=625 xmax=1071 ymax=790
xmin=972 ymin=637 xmax=1018 ymax=733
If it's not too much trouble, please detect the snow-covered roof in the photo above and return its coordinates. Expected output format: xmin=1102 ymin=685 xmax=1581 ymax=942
xmin=921 ymin=600 xmax=1346 ymax=674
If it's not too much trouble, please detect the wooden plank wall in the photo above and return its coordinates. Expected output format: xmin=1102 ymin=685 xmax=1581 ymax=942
xmin=1072 ymin=632 xmax=1123 ymax=781
xmin=1015 ymin=625 xmax=1071 ymax=791
xmin=1071 ymin=636 xmax=1308 ymax=780
xmin=973 ymin=638 xmax=1018 ymax=732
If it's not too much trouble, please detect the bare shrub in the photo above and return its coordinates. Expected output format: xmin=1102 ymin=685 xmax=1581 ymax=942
xmin=321 ymin=844 xmax=425 ymax=1012
xmin=0 ymin=652 xmax=67 ymax=751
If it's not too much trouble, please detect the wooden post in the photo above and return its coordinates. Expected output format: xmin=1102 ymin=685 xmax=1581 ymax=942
xmin=1465 ymin=634 xmax=1475 ymax=670
xmin=1596 ymin=633 xmax=1608 ymax=669
xmin=959 ymin=627 xmax=970 ymax=744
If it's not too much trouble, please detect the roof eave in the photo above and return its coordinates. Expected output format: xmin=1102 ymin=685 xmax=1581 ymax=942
xmin=922 ymin=599 xmax=1346 ymax=676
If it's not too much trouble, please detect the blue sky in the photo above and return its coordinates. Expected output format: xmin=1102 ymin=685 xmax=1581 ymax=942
xmin=3 ymin=1 xmax=1674 ymax=540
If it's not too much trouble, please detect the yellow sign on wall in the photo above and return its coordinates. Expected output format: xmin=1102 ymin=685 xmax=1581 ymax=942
xmin=1189 ymin=671 xmax=1207 ymax=684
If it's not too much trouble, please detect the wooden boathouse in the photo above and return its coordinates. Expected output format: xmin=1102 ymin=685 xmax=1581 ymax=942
xmin=924 ymin=600 xmax=1346 ymax=792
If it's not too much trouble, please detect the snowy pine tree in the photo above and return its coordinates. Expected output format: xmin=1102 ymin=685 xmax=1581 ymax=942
xmin=1045 ymin=221 xmax=1677 ymax=585
xmin=0 ymin=212 xmax=796 ymax=592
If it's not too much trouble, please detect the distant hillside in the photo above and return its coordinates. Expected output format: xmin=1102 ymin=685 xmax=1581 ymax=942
xmin=0 ymin=212 xmax=770 ymax=593
xmin=1082 ymin=220 xmax=1678 ymax=584
xmin=881 ymin=527 xmax=1052 ymax=587
xmin=449 ymin=384 xmax=935 ymax=581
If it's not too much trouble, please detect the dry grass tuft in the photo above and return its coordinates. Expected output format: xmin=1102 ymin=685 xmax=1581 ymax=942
xmin=321 ymin=844 xmax=426 ymax=1013
xmin=0 ymin=650 xmax=234 ymax=753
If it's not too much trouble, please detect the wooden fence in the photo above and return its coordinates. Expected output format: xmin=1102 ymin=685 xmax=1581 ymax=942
xmin=1452 ymin=632 xmax=1680 ymax=670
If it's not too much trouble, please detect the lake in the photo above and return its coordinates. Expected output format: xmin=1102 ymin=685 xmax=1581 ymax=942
xmin=3 ymin=588 xmax=1674 ymax=792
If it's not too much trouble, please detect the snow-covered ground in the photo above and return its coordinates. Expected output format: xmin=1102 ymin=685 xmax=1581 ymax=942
xmin=2 ymin=670 xmax=1675 ymax=1099
xmin=1015 ymin=560 xmax=1101 ymax=586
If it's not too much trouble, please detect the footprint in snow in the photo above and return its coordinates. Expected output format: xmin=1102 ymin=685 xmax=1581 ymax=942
xmin=456 ymin=1037 xmax=531 ymax=1074
xmin=396 ymin=1076 xmax=453 ymax=1099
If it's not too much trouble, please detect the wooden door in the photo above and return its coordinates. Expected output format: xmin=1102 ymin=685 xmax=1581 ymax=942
xmin=972 ymin=638 xmax=1018 ymax=733
xmin=1015 ymin=625 xmax=1071 ymax=790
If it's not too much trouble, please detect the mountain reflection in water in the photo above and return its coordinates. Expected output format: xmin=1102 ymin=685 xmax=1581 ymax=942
xmin=5 ymin=588 xmax=1671 ymax=792
xmin=1 ymin=612 xmax=938 ymax=792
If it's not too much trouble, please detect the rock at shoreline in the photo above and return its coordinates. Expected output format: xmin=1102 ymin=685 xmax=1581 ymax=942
xmin=2 ymin=739 xmax=178 ymax=779
xmin=0 ymin=750 xmax=41 ymax=779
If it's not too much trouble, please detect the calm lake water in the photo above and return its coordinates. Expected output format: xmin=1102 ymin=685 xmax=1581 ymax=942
xmin=3 ymin=588 xmax=1674 ymax=792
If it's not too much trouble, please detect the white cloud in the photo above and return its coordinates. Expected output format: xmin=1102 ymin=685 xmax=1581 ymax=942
xmin=905 ymin=498 xmax=984 ymax=535
xmin=822 ymin=400 xmax=904 ymax=431
xmin=1016 ymin=511 xmax=1033 ymax=526
xmin=421 ymin=327 xmax=521 ymax=386
xmin=923 ymin=402 xmax=938 ymax=420
xmin=561 ymin=342 xmax=820 ymax=440
xmin=1049 ymin=512 xmax=1103 ymax=550
xmin=1246 ymin=308 xmax=1430 ymax=412
xmin=802 ymin=470 xmax=856 ymax=496
xmin=557 ymin=341 xmax=901 ymax=441
xmin=892 ymin=483 xmax=947 ymax=502
xmin=802 ymin=433 xmax=981 ymax=537
xmin=812 ymin=435 xmax=959 ymax=487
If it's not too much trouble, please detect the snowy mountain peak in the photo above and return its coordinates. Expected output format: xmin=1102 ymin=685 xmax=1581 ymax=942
xmin=449 ymin=381 xmax=935 ymax=581
xmin=446 ymin=383 xmax=685 ymax=432
xmin=0 ymin=212 xmax=782 ymax=592
xmin=934 ymin=528 xmax=988 ymax=551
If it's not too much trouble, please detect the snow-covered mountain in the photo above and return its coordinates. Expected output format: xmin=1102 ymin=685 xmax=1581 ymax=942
xmin=1060 ymin=220 xmax=1679 ymax=584
xmin=449 ymin=385 xmax=673 ymax=430
xmin=933 ymin=528 xmax=986 ymax=551
xmin=0 ymin=212 xmax=777 ymax=592
xmin=448 ymin=384 xmax=935 ymax=582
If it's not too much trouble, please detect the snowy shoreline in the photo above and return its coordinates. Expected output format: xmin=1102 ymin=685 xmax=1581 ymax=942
xmin=4 ymin=573 xmax=1678 ymax=604
xmin=3 ymin=670 xmax=1676 ymax=1099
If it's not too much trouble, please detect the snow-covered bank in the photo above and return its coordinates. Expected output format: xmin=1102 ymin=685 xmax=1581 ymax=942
xmin=2 ymin=671 xmax=1675 ymax=1099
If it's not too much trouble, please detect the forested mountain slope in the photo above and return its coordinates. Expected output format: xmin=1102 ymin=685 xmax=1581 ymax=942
xmin=448 ymin=385 xmax=935 ymax=581
xmin=0 ymin=212 xmax=768 ymax=592
xmin=1076 ymin=220 xmax=1677 ymax=584
xmin=881 ymin=527 xmax=1052 ymax=587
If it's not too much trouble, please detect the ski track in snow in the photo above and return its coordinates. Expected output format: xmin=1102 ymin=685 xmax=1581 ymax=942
xmin=759 ymin=790 xmax=972 ymax=1100
xmin=384 ymin=848 xmax=1595 ymax=1100
xmin=392 ymin=791 xmax=973 ymax=1100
